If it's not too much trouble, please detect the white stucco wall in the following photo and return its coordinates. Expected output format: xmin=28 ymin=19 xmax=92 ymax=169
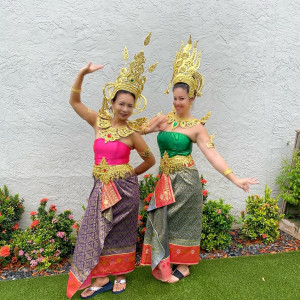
xmin=1 ymin=0 xmax=299 ymax=227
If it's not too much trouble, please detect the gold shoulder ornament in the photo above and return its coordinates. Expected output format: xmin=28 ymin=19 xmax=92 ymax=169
xmin=166 ymin=110 xmax=211 ymax=130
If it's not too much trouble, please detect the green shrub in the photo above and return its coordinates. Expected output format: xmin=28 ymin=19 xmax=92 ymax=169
xmin=276 ymin=150 xmax=300 ymax=206
xmin=0 ymin=185 xmax=25 ymax=244
xmin=201 ymin=199 xmax=235 ymax=251
xmin=239 ymin=185 xmax=284 ymax=243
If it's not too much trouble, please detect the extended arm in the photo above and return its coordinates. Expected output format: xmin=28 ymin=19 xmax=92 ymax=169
xmin=69 ymin=62 xmax=104 ymax=127
xmin=196 ymin=125 xmax=258 ymax=192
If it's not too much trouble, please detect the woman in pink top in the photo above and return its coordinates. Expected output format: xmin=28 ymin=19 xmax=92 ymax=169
xmin=66 ymin=35 xmax=158 ymax=299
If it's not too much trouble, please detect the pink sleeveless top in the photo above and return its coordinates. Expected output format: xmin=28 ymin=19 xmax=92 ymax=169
xmin=93 ymin=138 xmax=131 ymax=165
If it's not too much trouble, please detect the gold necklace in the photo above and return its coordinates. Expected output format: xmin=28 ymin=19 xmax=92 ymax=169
xmin=97 ymin=110 xmax=147 ymax=143
xmin=166 ymin=111 xmax=211 ymax=130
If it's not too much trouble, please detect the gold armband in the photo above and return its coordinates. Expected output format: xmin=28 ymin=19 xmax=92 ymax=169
xmin=206 ymin=134 xmax=215 ymax=148
xmin=223 ymin=169 xmax=233 ymax=176
xmin=88 ymin=107 xmax=92 ymax=113
xmin=71 ymin=87 xmax=81 ymax=94
xmin=138 ymin=147 xmax=152 ymax=158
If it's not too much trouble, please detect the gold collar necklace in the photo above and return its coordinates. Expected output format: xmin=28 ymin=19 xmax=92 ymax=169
xmin=166 ymin=111 xmax=211 ymax=130
xmin=97 ymin=110 xmax=147 ymax=143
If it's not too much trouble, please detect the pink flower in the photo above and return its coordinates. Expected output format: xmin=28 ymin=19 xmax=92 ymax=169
xmin=225 ymin=214 xmax=229 ymax=218
xmin=52 ymin=218 xmax=58 ymax=224
xmin=56 ymin=231 xmax=66 ymax=238
xmin=64 ymin=237 xmax=69 ymax=241
xmin=49 ymin=239 xmax=55 ymax=243
xmin=27 ymin=256 xmax=32 ymax=261
xmin=37 ymin=256 xmax=45 ymax=262
xmin=27 ymin=240 xmax=32 ymax=244
xmin=39 ymin=248 xmax=44 ymax=253
xmin=262 ymin=234 xmax=268 ymax=239
xmin=18 ymin=250 xmax=24 ymax=256
xmin=54 ymin=249 xmax=61 ymax=257
xmin=72 ymin=223 xmax=79 ymax=229
xmin=30 ymin=260 xmax=38 ymax=267
xmin=68 ymin=214 xmax=73 ymax=220
xmin=217 ymin=209 xmax=222 ymax=214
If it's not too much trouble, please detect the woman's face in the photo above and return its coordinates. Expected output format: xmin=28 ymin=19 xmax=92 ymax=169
xmin=173 ymin=87 xmax=193 ymax=116
xmin=111 ymin=92 xmax=135 ymax=121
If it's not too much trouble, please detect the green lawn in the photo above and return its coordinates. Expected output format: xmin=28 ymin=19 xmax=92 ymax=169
xmin=1 ymin=251 xmax=299 ymax=300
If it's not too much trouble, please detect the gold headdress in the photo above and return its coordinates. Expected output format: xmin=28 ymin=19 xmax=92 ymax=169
xmin=101 ymin=32 xmax=158 ymax=116
xmin=165 ymin=36 xmax=204 ymax=98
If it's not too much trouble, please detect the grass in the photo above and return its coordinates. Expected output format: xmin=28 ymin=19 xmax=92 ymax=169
xmin=0 ymin=251 xmax=299 ymax=300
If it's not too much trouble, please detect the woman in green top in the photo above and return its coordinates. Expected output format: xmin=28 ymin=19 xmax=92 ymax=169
xmin=140 ymin=37 xmax=258 ymax=283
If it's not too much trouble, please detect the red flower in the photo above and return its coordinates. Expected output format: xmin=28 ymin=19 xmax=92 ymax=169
xmin=0 ymin=246 xmax=10 ymax=257
xmin=0 ymin=212 xmax=2 ymax=216
xmin=144 ymin=174 xmax=150 ymax=178
xmin=148 ymin=193 xmax=153 ymax=198
xmin=138 ymin=215 xmax=143 ymax=221
xmin=140 ymin=222 xmax=143 ymax=226
xmin=2 ymin=230 xmax=6 ymax=234
xmin=259 ymin=207 xmax=263 ymax=210
xmin=262 ymin=234 xmax=267 ymax=239
xmin=241 ymin=210 xmax=245 ymax=215
xmin=144 ymin=205 xmax=149 ymax=210
xmin=201 ymin=179 xmax=207 ymax=184
xmin=72 ymin=223 xmax=79 ymax=229
xmin=202 ymin=190 xmax=208 ymax=197
xmin=30 ymin=220 xmax=39 ymax=229
xmin=40 ymin=198 xmax=48 ymax=204
xmin=12 ymin=223 xmax=19 ymax=230
xmin=30 ymin=211 xmax=37 ymax=216
xmin=11 ymin=256 xmax=18 ymax=263
xmin=265 ymin=203 xmax=270 ymax=208
xmin=156 ymin=174 xmax=161 ymax=178
xmin=49 ymin=204 xmax=57 ymax=212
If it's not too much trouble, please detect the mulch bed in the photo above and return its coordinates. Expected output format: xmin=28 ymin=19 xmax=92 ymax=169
xmin=1 ymin=229 xmax=299 ymax=281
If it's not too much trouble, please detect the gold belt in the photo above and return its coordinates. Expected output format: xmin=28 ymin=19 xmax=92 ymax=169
xmin=160 ymin=152 xmax=194 ymax=175
xmin=92 ymin=157 xmax=134 ymax=184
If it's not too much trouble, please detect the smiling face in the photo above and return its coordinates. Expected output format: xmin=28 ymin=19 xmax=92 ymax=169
xmin=173 ymin=86 xmax=194 ymax=117
xmin=111 ymin=91 xmax=135 ymax=121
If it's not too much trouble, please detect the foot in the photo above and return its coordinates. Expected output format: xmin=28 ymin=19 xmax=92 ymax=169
xmin=80 ymin=277 xmax=111 ymax=299
xmin=113 ymin=275 xmax=126 ymax=294
xmin=167 ymin=264 xmax=190 ymax=283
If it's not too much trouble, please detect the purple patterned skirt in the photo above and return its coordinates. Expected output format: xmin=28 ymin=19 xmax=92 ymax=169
xmin=66 ymin=174 xmax=139 ymax=298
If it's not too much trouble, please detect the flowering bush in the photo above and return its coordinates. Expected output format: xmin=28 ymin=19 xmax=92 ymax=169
xmin=276 ymin=150 xmax=300 ymax=206
xmin=200 ymin=174 xmax=208 ymax=203
xmin=239 ymin=185 xmax=284 ymax=243
xmin=201 ymin=199 xmax=235 ymax=251
xmin=0 ymin=185 xmax=24 ymax=244
xmin=137 ymin=174 xmax=160 ymax=248
xmin=0 ymin=198 xmax=77 ymax=270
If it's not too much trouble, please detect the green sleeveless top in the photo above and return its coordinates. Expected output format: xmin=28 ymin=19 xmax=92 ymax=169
xmin=157 ymin=131 xmax=193 ymax=158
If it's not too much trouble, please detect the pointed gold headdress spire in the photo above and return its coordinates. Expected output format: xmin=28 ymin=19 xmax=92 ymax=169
xmin=101 ymin=32 xmax=158 ymax=115
xmin=165 ymin=35 xmax=204 ymax=98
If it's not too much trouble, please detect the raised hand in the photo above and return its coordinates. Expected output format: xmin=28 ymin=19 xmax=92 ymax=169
xmin=80 ymin=62 xmax=104 ymax=75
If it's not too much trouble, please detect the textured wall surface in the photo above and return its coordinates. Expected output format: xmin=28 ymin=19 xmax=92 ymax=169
xmin=1 ymin=0 xmax=299 ymax=226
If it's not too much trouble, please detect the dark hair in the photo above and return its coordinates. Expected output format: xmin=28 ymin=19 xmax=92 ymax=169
xmin=173 ymin=82 xmax=196 ymax=97
xmin=111 ymin=90 xmax=135 ymax=103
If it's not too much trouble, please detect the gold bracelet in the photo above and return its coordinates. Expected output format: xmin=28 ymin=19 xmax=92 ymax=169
xmin=88 ymin=107 xmax=92 ymax=113
xmin=223 ymin=169 xmax=233 ymax=176
xmin=141 ymin=121 xmax=149 ymax=135
xmin=71 ymin=87 xmax=81 ymax=94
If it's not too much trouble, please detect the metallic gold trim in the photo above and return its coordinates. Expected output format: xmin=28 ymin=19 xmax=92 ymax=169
xmin=166 ymin=111 xmax=211 ymax=129
xmin=160 ymin=152 xmax=194 ymax=175
xmin=92 ymin=157 xmax=134 ymax=184
xmin=206 ymin=134 xmax=215 ymax=148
